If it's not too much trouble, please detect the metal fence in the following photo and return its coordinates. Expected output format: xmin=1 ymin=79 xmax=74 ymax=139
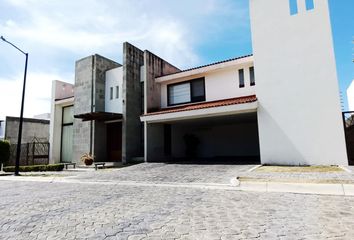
xmin=8 ymin=142 xmax=50 ymax=166
xmin=343 ymin=111 xmax=354 ymax=166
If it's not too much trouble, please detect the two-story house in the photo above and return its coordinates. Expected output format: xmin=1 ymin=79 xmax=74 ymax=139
xmin=50 ymin=0 xmax=349 ymax=166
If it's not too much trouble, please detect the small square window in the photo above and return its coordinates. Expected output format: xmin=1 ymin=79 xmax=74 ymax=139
xmin=110 ymin=87 xmax=113 ymax=100
xmin=238 ymin=69 xmax=245 ymax=88
xmin=250 ymin=67 xmax=255 ymax=86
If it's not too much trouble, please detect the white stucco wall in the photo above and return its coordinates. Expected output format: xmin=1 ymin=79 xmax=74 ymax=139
xmin=347 ymin=80 xmax=354 ymax=111
xmin=160 ymin=61 xmax=255 ymax=108
xmin=49 ymin=80 xmax=74 ymax=164
xmin=105 ymin=67 xmax=123 ymax=113
xmin=250 ymin=0 xmax=347 ymax=165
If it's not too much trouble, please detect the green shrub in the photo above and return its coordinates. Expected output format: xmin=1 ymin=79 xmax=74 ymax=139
xmin=0 ymin=140 xmax=11 ymax=165
xmin=3 ymin=164 xmax=64 ymax=172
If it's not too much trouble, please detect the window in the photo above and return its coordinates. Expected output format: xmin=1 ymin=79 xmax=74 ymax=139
xmin=305 ymin=0 xmax=314 ymax=10
xmin=250 ymin=67 xmax=255 ymax=86
xmin=110 ymin=87 xmax=113 ymax=100
xmin=289 ymin=0 xmax=298 ymax=15
xmin=116 ymin=86 xmax=119 ymax=99
xmin=167 ymin=78 xmax=205 ymax=106
xmin=239 ymin=69 xmax=245 ymax=88
xmin=61 ymin=105 xmax=74 ymax=163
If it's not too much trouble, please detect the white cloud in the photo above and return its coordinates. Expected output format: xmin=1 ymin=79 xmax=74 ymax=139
xmin=0 ymin=71 xmax=72 ymax=119
xmin=0 ymin=0 xmax=249 ymax=119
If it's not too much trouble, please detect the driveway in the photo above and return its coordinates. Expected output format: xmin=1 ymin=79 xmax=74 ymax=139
xmin=1 ymin=163 xmax=354 ymax=240
xmin=70 ymin=163 xmax=254 ymax=185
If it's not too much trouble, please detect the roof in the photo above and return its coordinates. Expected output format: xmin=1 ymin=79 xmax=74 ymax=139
xmin=74 ymin=112 xmax=122 ymax=122
xmin=5 ymin=116 xmax=50 ymax=124
xmin=157 ymin=54 xmax=253 ymax=79
xmin=143 ymin=95 xmax=257 ymax=116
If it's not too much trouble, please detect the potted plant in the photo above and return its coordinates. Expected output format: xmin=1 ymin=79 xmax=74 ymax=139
xmin=80 ymin=153 xmax=94 ymax=166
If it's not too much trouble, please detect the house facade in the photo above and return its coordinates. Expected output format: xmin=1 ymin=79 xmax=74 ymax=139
xmin=141 ymin=0 xmax=348 ymax=166
xmin=50 ymin=0 xmax=348 ymax=166
xmin=50 ymin=43 xmax=179 ymax=164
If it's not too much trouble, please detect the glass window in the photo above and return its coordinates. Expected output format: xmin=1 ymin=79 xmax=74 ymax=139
xmin=191 ymin=79 xmax=205 ymax=102
xmin=167 ymin=78 xmax=205 ymax=106
xmin=168 ymin=82 xmax=191 ymax=105
xmin=62 ymin=106 xmax=73 ymax=124
xmin=239 ymin=69 xmax=245 ymax=88
xmin=116 ymin=86 xmax=119 ymax=99
xmin=250 ymin=67 xmax=255 ymax=86
xmin=61 ymin=105 xmax=73 ymax=163
xmin=110 ymin=87 xmax=113 ymax=100
xmin=61 ymin=125 xmax=73 ymax=163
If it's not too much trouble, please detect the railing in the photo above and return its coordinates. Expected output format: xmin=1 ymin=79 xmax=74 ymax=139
xmin=8 ymin=142 xmax=50 ymax=166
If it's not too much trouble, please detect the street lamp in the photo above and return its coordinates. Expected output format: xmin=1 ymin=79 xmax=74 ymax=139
xmin=1 ymin=36 xmax=28 ymax=176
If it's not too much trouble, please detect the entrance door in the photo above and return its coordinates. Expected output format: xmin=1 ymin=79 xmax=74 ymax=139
xmin=107 ymin=122 xmax=122 ymax=162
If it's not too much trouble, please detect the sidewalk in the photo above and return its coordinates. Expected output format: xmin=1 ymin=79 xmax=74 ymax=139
xmin=234 ymin=165 xmax=354 ymax=196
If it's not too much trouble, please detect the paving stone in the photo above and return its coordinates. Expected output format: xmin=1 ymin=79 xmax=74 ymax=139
xmin=0 ymin=164 xmax=354 ymax=239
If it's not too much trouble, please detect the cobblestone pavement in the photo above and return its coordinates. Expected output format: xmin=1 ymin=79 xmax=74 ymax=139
xmin=1 ymin=178 xmax=354 ymax=240
xmin=69 ymin=163 xmax=255 ymax=184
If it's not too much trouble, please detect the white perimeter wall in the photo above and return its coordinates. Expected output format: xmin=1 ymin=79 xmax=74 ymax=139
xmin=160 ymin=62 xmax=255 ymax=108
xmin=347 ymin=80 xmax=354 ymax=111
xmin=49 ymin=81 xmax=74 ymax=164
xmin=105 ymin=67 xmax=123 ymax=113
xmin=250 ymin=0 xmax=347 ymax=165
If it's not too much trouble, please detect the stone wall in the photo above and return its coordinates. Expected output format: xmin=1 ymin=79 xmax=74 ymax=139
xmin=143 ymin=51 xmax=180 ymax=162
xmin=122 ymin=43 xmax=145 ymax=163
xmin=73 ymin=55 xmax=120 ymax=163
xmin=5 ymin=116 xmax=49 ymax=144
xmin=144 ymin=51 xmax=180 ymax=113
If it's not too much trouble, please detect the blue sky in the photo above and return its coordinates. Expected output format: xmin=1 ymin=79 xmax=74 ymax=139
xmin=0 ymin=0 xmax=353 ymax=119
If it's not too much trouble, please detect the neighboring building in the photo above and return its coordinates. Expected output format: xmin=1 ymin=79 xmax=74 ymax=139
xmin=4 ymin=116 xmax=50 ymax=144
xmin=347 ymin=80 xmax=354 ymax=111
xmin=51 ymin=0 xmax=348 ymax=166
xmin=34 ymin=113 xmax=51 ymax=120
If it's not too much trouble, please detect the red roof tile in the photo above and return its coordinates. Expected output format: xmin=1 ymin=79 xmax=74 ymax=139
xmin=143 ymin=95 xmax=257 ymax=116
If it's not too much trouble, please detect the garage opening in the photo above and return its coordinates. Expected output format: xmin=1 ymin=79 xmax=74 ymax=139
xmin=163 ymin=112 xmax=260 ymax=164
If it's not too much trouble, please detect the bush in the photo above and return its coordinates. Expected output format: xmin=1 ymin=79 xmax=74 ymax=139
xmin=3 ymin=164 xmax=64 ymax=172
xmin=0 ymin=140 xmax=11 ymax=165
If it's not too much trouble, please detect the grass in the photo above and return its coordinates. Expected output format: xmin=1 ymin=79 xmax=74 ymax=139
xmin=238 ymin=176 xmax=354 ymax=184
xmin=254 ymin=165 xmax=344 ymax=173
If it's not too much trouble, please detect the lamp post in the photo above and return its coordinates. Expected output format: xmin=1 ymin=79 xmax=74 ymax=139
xmin=1 ymin=36 xmax=28 ymax=176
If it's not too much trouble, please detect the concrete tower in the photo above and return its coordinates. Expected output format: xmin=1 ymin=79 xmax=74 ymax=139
xmin=249 ymin=0 xmax=348 ymax=165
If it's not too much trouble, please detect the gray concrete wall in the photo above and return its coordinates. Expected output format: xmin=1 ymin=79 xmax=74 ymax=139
xmin=144 ymin=51 xmax=180 ymax=113
xmin=73 ymin=56 xmax=93 ymax=163
xmin=122 ymin=42 xmax=145 ymax=163
xmin=73 ymin=55 xmax=120 ymax=163
xmin=143 ymin=51 xmax=180 ymax=162
xmin=4 ymin=117 xmax=49 ymax=144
